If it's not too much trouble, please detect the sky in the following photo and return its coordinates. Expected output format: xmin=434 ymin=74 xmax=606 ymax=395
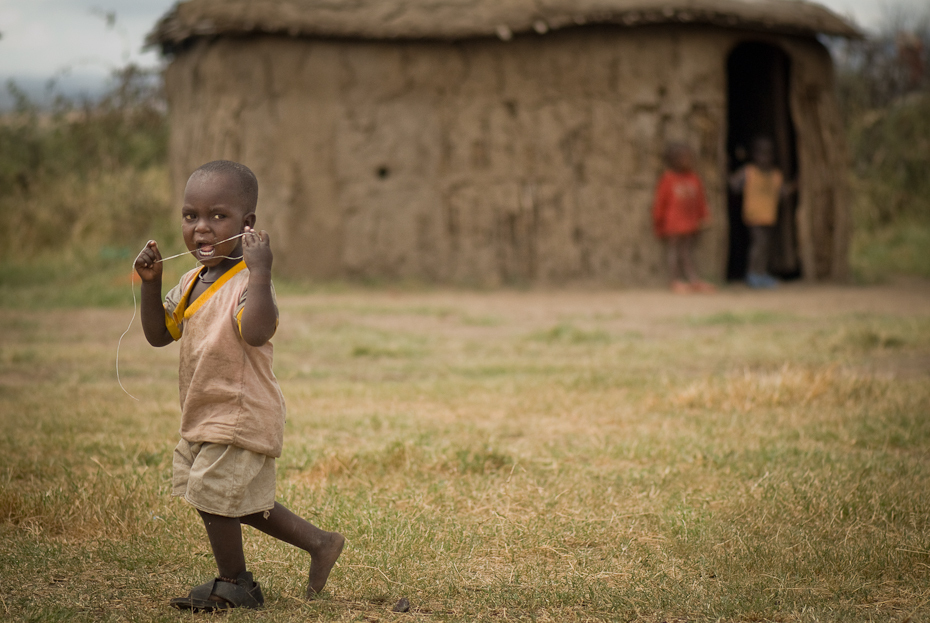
xmin=0 ymin=0 xmax=923 ymax=106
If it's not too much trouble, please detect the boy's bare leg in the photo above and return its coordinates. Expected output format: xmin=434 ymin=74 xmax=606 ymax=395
xmin=748 ymin=226 xmax=773 ymax=276
xmin=241 ymin=502 xmax=345 ymax=597
xmin=198 ymin=510 xmax=247 ymax=584
xmin=666 ymin=236 xmax=683 ymax=282
xmin=680 ymin=234 xmax=700 ymax=283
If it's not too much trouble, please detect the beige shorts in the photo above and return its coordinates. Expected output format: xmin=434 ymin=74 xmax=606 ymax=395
xmin=172 ymin=439 xmax=276 ymax=518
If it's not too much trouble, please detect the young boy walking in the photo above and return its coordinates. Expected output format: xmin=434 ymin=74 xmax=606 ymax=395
xmin=134 ymin=160 xmax=344 ymax=612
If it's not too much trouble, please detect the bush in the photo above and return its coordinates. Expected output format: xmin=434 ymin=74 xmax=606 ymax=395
xmin=0 ymin=65 xmax=174 ymax=261
xmin=833 ymin=5 xmax=930 ymax=279
xmin=847 ymin=94 xmax=930 ymax=228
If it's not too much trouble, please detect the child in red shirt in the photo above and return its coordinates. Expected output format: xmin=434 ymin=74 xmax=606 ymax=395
xmin=652 ymin=143 xmax=715 ymax=293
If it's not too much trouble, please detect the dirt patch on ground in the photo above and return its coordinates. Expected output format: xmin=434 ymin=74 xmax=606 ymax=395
xmin=274 ymin=279 xmax=930 ymax=383
xmin=3 ymin=280 xmax=927 ymax=389
xmin=282 ymin=279 xmax=930 ymax=334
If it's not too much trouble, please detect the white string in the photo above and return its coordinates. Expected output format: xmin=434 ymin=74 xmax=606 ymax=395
xmin=116 ymin=232 xmax=250 ymax=400
xmin=116 ymin=279 xmax=140 ymax=400
xmin=153 ymin=232 xmax=249 ymax=263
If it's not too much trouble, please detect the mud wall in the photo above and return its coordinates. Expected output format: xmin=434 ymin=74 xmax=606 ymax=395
xmin=783 ymin=38 xmax=849 ymax=281
xmin=163 ymin=25 xmax=842 ymax=284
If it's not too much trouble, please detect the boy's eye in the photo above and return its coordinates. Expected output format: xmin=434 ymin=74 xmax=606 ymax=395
xmin=213 ymin=214 xmax=224 ymax=220
xmin=183 ymin=214 xmax=195 ymax=221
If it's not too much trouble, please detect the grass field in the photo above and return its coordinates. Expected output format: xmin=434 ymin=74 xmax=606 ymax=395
xmin=2 ymin=278 xmax=930 ymax=622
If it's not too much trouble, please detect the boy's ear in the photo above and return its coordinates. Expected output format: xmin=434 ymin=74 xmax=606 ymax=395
xmin=243 ymin=212 xmax=257 ymax=230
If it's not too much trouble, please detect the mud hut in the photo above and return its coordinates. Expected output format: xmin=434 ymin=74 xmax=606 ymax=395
xmin=148 ymin=0 xmax=859 ymax=285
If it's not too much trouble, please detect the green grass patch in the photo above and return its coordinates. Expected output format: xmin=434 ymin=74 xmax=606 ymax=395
xmin=686 ymin=310 xmax=793 ymax=326
xmin=851 ymin=217 xmax=930 ymax=282
xmin=0 ymin=251 xmax=190 ymax=309
xmin=528 ymin=323 xmax=611 ymax=344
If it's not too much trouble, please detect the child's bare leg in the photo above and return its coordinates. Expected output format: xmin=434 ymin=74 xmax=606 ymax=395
xmin=199 ymin=511 xmax=247 ymax=590
xmin=679 ymin=234 xmax=700 ymax=283
xmin=199 ymin=511 xmax=246 ymax=578
xmin=667 ymin=236 xmax=693 ymax=293
xmin=241 ymin=502 xmax=345 ymax=597
xmin=167 ymin=511 xmax=254 ymax=610
xmin=666 ymin=236 xmax=684 ymax=282
xmin=748 ymin=226 xmax=773 ymax=275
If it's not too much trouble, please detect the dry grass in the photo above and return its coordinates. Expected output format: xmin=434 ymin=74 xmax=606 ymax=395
xmin=1 ymin=286 xmax=929 ymax=622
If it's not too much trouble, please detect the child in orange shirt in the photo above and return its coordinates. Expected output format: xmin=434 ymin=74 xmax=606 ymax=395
xmin=652 ymin=143 xmax=714 ymax=293
xmin=729 ymin=137 xmax=792 ymax=289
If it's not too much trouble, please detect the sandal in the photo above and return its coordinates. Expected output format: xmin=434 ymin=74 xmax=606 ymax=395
xmin=169 ymin=571 xmax=264 ymax=612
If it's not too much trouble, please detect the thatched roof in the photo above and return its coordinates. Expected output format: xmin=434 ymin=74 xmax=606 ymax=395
xmin=148 ymin=0 xmax=861 ymax=50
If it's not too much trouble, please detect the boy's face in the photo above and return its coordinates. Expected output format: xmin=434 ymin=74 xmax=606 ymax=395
xmin=182 ymin=172 xmax=255 ymax=267
xmin=671 ymin=148 xmax=693 ymax=172
xmin=752 ymin=140 xmax=774 ymax=169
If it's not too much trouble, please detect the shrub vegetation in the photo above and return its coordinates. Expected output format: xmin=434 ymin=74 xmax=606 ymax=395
xmin=0 ymin=66 xmax=177 ymax=306
xmin=833 ymin=9 xmax=930 ymax=279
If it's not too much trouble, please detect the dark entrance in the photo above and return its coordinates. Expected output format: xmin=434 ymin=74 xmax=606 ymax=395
xmin=726 ymin=42 xmax=800 ymax=281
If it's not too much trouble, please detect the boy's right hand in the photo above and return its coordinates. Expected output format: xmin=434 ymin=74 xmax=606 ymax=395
xmin=134 ymin=240 xmax=163 ymax=283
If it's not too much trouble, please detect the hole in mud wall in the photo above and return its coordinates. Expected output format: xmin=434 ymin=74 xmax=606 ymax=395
xmin=503 ymin=100 xmax=518 ymax=118
xmin=726 ymin=41 xmax=801 ymax=281
xmin=376 ymin=166 xmax=390 ymax=179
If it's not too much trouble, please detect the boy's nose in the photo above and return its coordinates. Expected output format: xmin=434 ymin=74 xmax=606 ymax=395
xmin=194 ymin=219 xmax=212 ymax=232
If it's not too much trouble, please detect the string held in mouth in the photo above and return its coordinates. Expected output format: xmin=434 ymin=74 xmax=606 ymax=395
xmin=153 ymin=232 xmax=249 ymax=263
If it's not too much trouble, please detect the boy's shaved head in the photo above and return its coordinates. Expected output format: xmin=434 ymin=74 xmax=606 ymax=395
xmin=191 ymin=160 xmax=259 ymax=213
xmin=664 ymin=141 xmax=693 ymax=171
xmin=751 ymin=136 xmax=775 ymax=169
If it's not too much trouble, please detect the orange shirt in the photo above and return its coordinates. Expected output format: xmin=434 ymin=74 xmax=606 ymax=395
xmin=652 ymin=170 xmax=709 ymax=237
xmin=742 ymin=164 xmax=783 ymax=226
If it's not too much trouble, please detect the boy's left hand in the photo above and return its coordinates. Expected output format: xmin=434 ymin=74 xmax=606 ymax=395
xmin=242 ymin=226 xmax=273 ymax=275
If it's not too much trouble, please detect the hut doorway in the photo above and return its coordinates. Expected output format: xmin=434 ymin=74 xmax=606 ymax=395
xmin=725 ymin=41 xmax=800 ymax=281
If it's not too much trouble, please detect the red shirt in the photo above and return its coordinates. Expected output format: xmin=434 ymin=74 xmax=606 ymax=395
xmin=652 ymin=170 xmax=709 ymax=237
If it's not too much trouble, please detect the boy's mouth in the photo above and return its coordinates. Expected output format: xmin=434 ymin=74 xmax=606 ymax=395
xmin=196 ymin=244 xmax=216 ymax=259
